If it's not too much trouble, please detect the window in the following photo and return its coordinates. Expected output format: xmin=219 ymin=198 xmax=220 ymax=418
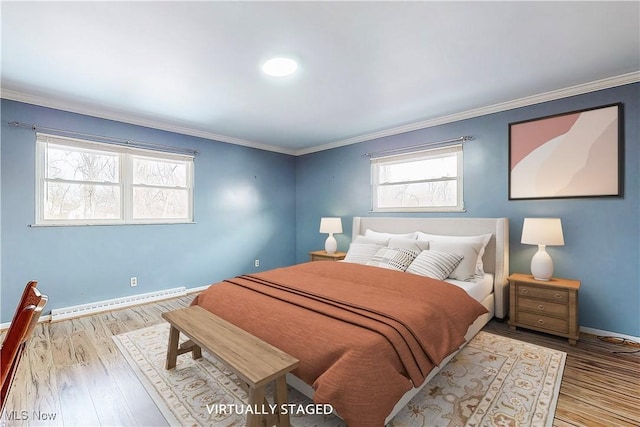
xmin=371 ymin=144 xmax=464 ymax=212
xmin=36 ymin=133 xmax=194 ymax=225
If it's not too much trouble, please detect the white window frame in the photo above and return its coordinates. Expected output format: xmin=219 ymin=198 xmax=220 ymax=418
xmin=370 ymin=144 xmax=464 ymax=213
xmin=35 ymin=133 xmax=194 ymax=226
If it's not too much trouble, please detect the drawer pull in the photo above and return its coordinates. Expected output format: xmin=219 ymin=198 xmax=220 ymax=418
xmin=521 ymin=288 xmax=529 ymax=294
xmin=538 ymin=319 xmax=545 ymax=325
xmin=538 ymin=304 xmax=545 ymax=310
xmin=554 ymin=293 xmax=562 ymax=299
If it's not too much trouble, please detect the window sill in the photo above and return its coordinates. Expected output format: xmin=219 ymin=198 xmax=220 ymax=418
xmin=370 ymin=207 xmax=467 ymax=213
xmin=29 ymin=221 xmax=196 ymax=227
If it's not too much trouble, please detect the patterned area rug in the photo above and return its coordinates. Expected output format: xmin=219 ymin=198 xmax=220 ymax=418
xmin=113 ymin=324 xmax=565 ymax=427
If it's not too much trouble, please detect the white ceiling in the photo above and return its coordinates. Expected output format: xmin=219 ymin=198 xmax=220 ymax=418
xmin=2 ymin=1 xmax=639 ymax=155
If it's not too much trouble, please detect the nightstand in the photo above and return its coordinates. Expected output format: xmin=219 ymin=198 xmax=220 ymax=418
xmin=309 ymin=250 xmax=346 ymax=262
xmin=508 ymin=273 xmax=581 ymax=345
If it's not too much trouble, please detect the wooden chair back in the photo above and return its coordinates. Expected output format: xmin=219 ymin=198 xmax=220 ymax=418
xmin=0 ymin=281 xmax=48 ymax=412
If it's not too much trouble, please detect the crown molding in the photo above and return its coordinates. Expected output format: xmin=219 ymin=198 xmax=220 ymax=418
xmin=295 ymin=71 xmax=640 ymax=156
xmin=3 ymin=71 xmax=638 ymax=157
xmin=0 ymin=88 xmax=297 ymax=156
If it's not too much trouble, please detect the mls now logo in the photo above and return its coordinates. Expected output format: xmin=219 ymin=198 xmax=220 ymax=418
xmin=1 ymin=410 xmax=58 ymax=422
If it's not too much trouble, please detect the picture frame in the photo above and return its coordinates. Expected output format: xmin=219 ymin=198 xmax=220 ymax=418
xmin=508 ymin=103 xmax=623 ymax=200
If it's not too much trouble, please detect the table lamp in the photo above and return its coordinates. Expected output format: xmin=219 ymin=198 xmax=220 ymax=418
xmin=521 ymin=218 xmax=565 ymax=281
xmin=319 ymin=217 xmax=342 ymax=254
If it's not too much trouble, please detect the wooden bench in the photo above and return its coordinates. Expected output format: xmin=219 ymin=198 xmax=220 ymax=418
xmin=161 ymin=306 xmax=299 ymax=427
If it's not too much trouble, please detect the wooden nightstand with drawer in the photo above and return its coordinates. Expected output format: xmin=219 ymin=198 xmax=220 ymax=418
xmin=508 ymin=273 xmax=581 ymax=345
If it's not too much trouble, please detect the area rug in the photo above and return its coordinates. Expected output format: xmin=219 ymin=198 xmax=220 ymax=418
xmin=113 ymin=324 xmax=565 ymax=427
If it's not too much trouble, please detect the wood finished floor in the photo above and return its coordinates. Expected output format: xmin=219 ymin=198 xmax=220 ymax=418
xmin=1 ymin=295 xmax=638 ymax=426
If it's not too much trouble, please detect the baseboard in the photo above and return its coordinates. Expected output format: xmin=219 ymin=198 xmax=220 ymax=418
xmin=186 ymin=285 xmax=210 ymax=294
xmin=0 ymin=285 xmax=212 ymax=330
xmin=580 ymin=326 xmax=640 ymax=343
xmin=0 ymin=313 xmax=51 ymax=332
xmin=49 ymin=287 xmax=188 ymax=322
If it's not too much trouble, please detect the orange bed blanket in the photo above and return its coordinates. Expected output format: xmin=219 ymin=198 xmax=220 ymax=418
xmin=192 ymin=261 xmax=488 ymax=426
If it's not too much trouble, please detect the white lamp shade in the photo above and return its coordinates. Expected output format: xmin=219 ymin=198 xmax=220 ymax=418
xmin=521 ymin=218 xmax=564 ymax=246
xmin=319 ymin=217 xmax=343 ymax=234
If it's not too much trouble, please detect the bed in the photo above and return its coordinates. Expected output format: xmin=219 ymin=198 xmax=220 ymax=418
xmin=192 ymin=216 xmax=509 ymax=426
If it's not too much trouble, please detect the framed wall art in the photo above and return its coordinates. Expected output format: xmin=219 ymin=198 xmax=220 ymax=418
xmin=509 ymin=103 xmax=623 ymax=200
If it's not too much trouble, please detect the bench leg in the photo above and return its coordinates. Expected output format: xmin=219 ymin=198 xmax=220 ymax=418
xmin=246 ymin=386 xmax=266 ymax=427
xmin=165 ymin=326 xmax=180 ymax=369
xmin=179 ymin=339 xmax=202 ymax=360
xmin=274 ymin=375 xmax=291 ymax=427
xmin=192 ymin=344 xmax=202 ymax=360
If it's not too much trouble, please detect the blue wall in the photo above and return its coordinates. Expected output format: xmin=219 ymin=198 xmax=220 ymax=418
xmin=296 ymin=83 xmax=639 ymax=337
xmin=2 ymin=83 xmax=638 ymax=336
xmin=1 ymin=100 xmax=296 ymax=322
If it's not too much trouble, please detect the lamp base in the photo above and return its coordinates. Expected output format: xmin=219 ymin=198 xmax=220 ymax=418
xmin=325 ymin=234 xmax=337 ymax=254
xmin=531 ymin=245 xmax=553 ymax=281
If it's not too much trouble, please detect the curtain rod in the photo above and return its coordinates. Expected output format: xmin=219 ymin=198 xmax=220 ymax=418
xmin=4 ymin=121 xmax=200 ymax=157
xmin=362 ymin=135 xmax=473 ymax=158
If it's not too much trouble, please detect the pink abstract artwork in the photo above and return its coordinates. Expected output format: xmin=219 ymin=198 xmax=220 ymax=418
xmin=509 ymin=104 xmax=621 ymax=199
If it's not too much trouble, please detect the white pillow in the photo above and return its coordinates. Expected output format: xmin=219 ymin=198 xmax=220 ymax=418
xmin=353 ymin=235 xmax=389 ymax=245
xmin=416 ymin=232 xmax=491 ymax=278
xmin=387 ymin=238 xmax=429 ymax=252
xmin=365 ymin=229 xmax=418 ymax=241
xmin=406 ymin=250 xmax=464 ymax=281
xmin=428 ymin=240 xmax=483 ymax=281
xmin=343 ymin=243 xmax=384 ymax=264
xmin=366 ymin=247 xmax=419 ymax=272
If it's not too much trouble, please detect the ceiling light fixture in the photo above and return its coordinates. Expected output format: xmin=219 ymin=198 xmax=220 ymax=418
xmin=262 ymin=57 xmax=298 ymax=77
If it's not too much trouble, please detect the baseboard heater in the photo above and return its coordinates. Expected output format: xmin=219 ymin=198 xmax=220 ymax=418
xmin=50 ymin=287 xmax=187 ymax=322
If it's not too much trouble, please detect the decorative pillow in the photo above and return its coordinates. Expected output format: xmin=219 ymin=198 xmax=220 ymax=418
xmin=416 ymin=232 xmax=491 ymax=277
xmin=343 ymin=243 xmax=385 ymax=264
xmin=366 ymin=247 xmax=419 ymax=272
xmin=406 ymin=250 xmax=464 ymax=281
xmin=428 ymin=240 xmax=484 ymax=281
xmin=364 ymin=229 xmax=418 ymax=241
xmin=387 ymin=238 xmax=429 ymax=252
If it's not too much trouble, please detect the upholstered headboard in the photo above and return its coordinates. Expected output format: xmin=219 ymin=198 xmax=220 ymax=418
xmin=352 ymin=217 xmax=510 ymax=319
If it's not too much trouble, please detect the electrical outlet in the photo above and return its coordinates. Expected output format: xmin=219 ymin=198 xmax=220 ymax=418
xmin=254 ymin=259 xmax=260 ymax=268
xmin=130 ymin=277 xmax=138 ymax=287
